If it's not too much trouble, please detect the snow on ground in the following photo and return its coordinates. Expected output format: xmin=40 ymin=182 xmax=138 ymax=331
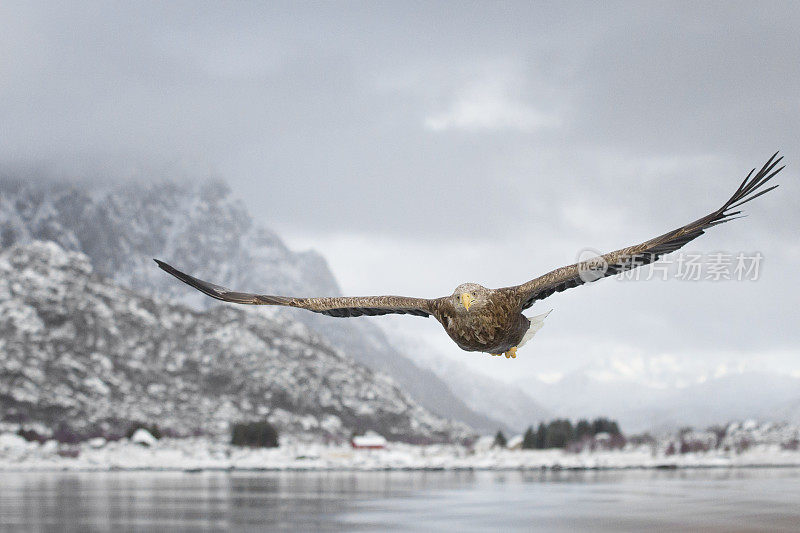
xmin=2 ymin=435 xmax=800 ymax=472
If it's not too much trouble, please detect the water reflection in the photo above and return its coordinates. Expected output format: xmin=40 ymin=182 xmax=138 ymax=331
xmin=1 ymin=469 xmax=799 ymax=531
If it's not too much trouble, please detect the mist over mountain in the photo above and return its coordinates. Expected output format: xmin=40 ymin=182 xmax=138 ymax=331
xmin=519 ymin=368 xmax=800 ymax=433
xmin=386 ymin=330 xmax=552 ymax=433
xmin=0 ymin=175 xmax=503 ymax=434
xmin=0 ymin=241 xmax=470 ymax=442
xmin=419 ymin=360 xmax=553 ymax=434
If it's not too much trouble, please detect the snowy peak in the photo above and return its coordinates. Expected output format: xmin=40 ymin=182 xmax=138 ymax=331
xmin=0 ymin=175 xmax=504 ymax=433
xmin=0 ymin=241 xmax=470 ymax=443
xmin=0 ymin=177 xmax=339 ymax=303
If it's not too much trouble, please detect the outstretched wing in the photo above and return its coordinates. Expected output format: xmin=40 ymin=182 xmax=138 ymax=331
xmin=506 ymin=152 xmax=784 ymax=310
xmin=154 ymin=260 xmax=433 ymax=318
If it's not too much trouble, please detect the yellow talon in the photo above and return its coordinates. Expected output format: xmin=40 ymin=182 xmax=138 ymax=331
xmin=490 ymin=350 xmax=517 ymax=358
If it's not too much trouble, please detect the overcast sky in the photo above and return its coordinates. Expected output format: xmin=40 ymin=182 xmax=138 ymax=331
xmin=2 ymin=1 xmax=798 ymax=384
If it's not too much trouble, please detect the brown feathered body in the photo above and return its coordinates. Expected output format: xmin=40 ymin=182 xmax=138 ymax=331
xmin=430 ymin=289 xmax=530 ymax=353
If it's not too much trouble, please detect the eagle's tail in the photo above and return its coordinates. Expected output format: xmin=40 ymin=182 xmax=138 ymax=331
xmin=519 ymin=310 xmax=552 ymax=348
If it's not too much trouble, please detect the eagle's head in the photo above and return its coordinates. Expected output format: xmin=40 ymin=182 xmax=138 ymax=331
xmin=452 ymin=283 xmax=489 ymax=312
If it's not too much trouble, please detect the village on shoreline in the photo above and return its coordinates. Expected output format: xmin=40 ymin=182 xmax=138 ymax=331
xmin=2 ymin=419 xmax=800 ymax=473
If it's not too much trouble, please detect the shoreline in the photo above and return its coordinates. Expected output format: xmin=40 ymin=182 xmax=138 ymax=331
xmin=3 ymin=437 xmax=800 ymax=473
xmin=4 ymin=463 xmax=800 ymax=473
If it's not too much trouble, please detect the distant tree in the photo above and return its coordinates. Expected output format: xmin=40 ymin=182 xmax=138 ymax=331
xmin=575 ymin=419 xmax=592 ymax=440
xmin=628 ymin=433 xmax=656 ymax=446
xmin=17 ymin=427 xmax=46 ymax=443
xmin=591 ymin=417 xmax=621 ymax=436
xmin=535 ymin=422 xmax=547 ymax=449
xmin=53 ymin=423 xmax=81 ymax=444
xmin=493 ymin=430 xmax=507 ymax=448
xmin=680 ymin=435 xmax=711 ymax=454
xmin=231 ymin=420 xmax=279 ymax=448
xmin=544 ymin=419 xmax=574 ymax=448
xmin=524 ymin=417 xmax=626 ymax=450
xmin=522 ymin=426 xmax=536 ymax=449
xmin=707 ymin=425 xmax=727 ymax=449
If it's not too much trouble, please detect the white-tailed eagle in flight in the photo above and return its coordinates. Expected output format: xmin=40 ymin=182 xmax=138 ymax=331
xmin=157 ymin=153 xmax=783 ymax=359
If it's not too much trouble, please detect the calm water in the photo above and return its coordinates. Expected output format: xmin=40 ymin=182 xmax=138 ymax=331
xmin=1 ymin=468 xmax=799 ymax=532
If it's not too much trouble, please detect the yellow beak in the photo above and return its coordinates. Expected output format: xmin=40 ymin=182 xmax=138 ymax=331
xmin=460 ymin=293 xmax=474 ymax=311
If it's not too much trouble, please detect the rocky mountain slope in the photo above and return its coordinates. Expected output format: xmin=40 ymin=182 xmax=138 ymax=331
xmin=0 ymin=177 xmax=503 ymax=433
xmin=0 ymin=241 xmax=470 ymax=442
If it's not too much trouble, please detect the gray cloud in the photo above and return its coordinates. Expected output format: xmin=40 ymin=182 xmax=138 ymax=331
xmin=2 ymin=1 xmax=798 ymax=381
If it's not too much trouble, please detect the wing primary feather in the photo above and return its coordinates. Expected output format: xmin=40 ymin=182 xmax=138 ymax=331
xmin=154 ymin=259 xmax=432 ymax=318
xmin=728 ymin=184 xmax=780 ymax=210
xmin=510 ymin=152 xmax=784 ymax=310
xmin=732 ymin=168 xmax=756 ymax=198
xmin=154 ymin=259 xmax=231 ymax=301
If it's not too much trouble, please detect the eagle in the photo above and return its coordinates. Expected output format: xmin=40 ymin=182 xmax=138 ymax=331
xmin=156 ymin=153 xmax=783 ymax=360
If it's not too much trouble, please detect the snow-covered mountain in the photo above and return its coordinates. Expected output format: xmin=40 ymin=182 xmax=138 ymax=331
xmin=0 ymin=241 xmax=470 ymax=442
xmin=0 ymin=176 xmax=502 ymax=433
xmin=385 ymin=330 xmax=552 ymax=432
xmin=419 ymin=359 xmax=553 ymax=433
xmin=773 ymin=396 xmax=800 ymax=426
xmin=0 ymin=178 xmax=339 ymax=304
